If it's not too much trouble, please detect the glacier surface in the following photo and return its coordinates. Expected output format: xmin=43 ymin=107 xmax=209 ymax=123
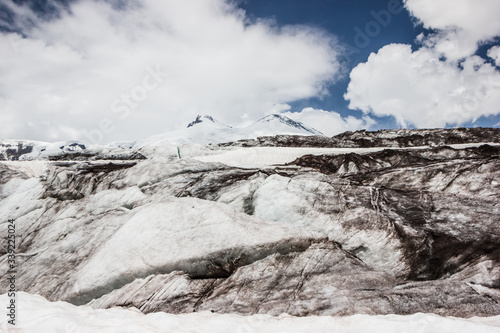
xmin=1 ymin=127 xmax=500 ymax=331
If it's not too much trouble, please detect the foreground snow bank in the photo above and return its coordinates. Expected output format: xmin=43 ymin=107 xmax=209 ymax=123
xmin=1 ymin=293 xmax=499 ymax=333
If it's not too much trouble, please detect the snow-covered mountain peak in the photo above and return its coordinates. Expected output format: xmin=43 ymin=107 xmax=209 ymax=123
xmin=138 ymin=113 xmax=325 ymax=145
xmin=186 ymin=115 xmax=232 ymax=129
xmin=187 ymin=114 xmax=232 ymax=128
xmin=245 ymin=113 xmax=323 ymax=137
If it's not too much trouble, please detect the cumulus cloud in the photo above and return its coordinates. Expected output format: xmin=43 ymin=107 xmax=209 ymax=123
xmin=345 ymin=44 xmax=500 ymax=128
xmin=0 ymin=0 xmax=341 ymax=143
xmin=282 ymin=107 xmax=375 ymax=136
xmin=489 ymin=46 xmax=500 ymax=67
xmin=345 ymin=0 xmax=500 ymax=128
xmin=405 ymin=0 xmax=500 ymax=61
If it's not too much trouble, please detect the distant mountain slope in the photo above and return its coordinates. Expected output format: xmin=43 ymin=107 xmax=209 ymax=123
xmin=0 ymin=140 xmax=144 ymax=161
xmin=242 ymin=114 xmax=323 ymax=137
xmin=219 ymin=127 xmax=500 ymax=148
xmin=186 ymin=115 xmax=231 ymax=129
xmin=134 ymin=115 xmax=239 ymax=147
xmin=2 ymin=127 xmax=499 ymax=161
xmin=135 ymin=113 xmax=324 ymax=146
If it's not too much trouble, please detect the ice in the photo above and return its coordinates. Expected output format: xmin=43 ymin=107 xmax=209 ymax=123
xmin=243 ymin=174 xmax=406 ymax=275
xmin=0 ymin=131 xmax=499 ymax=323
xmin=87 ymin=187 xmax=148 ymax=214
xmin=69 ymin=197 xmax=313 ymax=303
xmin=0 ymin=177 xmax=46 ymax=222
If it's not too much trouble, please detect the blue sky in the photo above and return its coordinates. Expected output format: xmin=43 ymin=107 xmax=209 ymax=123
xmin=1 ymin=0 xmax=500 ymax=142
xmin=238 ymin=0 xmax=500 ymax=130
xmin=245 ymin=0 xmax=418 ymax=129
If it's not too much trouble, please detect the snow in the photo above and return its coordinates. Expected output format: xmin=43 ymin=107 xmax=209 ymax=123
xmin=0 ymin=139 xmax=144 ymax=161
xmin=17 ymin=141 xmax=87 ymax=160
xmin=242 ymin=114 xmax=323 ymax=136
xmin=193 ymin=147 xmax=380 ymax=168
xmin=1 ymin=293 xmax=499 ymax=333
xmin=133 ymin=114 xmax=323 ymax=146
xmin=0 ymin=161 xmax=48 ymax=178
xmin=134 ymin=124 xmax=239 ymax=146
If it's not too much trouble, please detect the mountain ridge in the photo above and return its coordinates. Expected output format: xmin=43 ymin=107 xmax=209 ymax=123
xmin=2 ymin=127 xmax=500 ymax=161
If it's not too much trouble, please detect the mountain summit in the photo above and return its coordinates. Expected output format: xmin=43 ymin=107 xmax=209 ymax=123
xmin=138 ymin=113 xmax=325 ymax=145
xmin=187 ymin=115 xmax=232 ymax=129
xmin=245 ymin=114 xmax=323 ymax=136
xmin=180 ymin=113 xmax=324 ymax=144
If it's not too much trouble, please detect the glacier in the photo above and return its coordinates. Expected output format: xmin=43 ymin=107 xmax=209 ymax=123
xmin=1 ymin=127 xmax=500 ymax=331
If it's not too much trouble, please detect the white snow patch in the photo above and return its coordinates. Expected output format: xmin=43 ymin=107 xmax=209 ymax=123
xmin=2 ymin=292 xmax=500 ymax=333
xmin=193 ymin=147 xmax=381 ymax=168
xmin=0 ymin=161 xmax=48 ymax=178
xmin=132 ymin=114 xmax=322 ymax=146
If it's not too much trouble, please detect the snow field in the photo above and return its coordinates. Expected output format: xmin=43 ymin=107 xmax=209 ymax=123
xmin=1 ymin=293 xmax=499 ymax=333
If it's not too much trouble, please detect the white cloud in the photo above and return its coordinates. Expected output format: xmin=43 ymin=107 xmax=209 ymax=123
xmin=345 ymin=44 xmax=500 ymax=128
xmin=488 ymin=46 xmax=500 ymax=67
xmin=282 ymin=107 xmax=375 ymax=136
xmin=345 ymin=0 xmax=500 ymax=128
xmin=0 ymin=0 xmax=341 ymax=143
xmin=404 ymin=0 xmax=500 ymax=61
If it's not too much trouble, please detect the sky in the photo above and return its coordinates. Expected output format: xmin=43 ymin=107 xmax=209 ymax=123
xmin=0 ymin=0 xmax=500 ymax=143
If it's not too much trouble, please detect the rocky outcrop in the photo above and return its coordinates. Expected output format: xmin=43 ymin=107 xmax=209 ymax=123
xmin=0 ymin=142 xmax=35 ymax=160
xmin=0 ymin=128 xmax=499 ymax=318
xmin=0 ymin=140 xmax=146 ymax=161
